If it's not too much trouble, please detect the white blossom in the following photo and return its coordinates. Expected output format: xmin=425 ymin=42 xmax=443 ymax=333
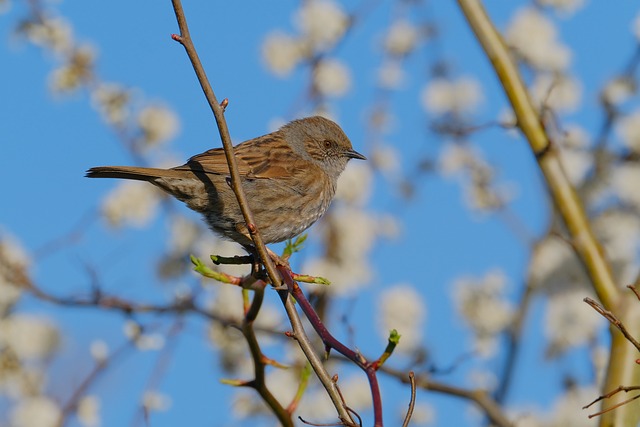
xmin=593 ymin=210 xmax=640 ymax=284
xmin=296 ymin=0 xmax=349 ymax=50
xmin=90 ymin=340 xmax=109 ymax=364
xmin=0 ymin=314 xmax=59 ymax=359
xmin=383 ymin=20 xmax=419 ymax=56
xmin=11 ymin=396 xmax=62 ymax=427
xmin=77 ymin=396 xmax=101 ymax=427
xmin=453 ymin=270 xmax=515 ymax=357
xmin=262 ymin=31 xmax=304 ymax=76
xmin=611 ymin=163 xmax=640 ymax=209
xmin=545 ymin=289 xmax=602 ymax=353
xmin=335 ymin=162 xmax=373 ymax=205
xmin=91 ymin=83 xmax=130 ymax=126
xmin=142 ymin=390 xmax=172 ymax=412
xmin=548 ymin=386 xmax=599 ymax=426
xmin=168 ymin=216 xmax=201 ymax=254
xmin=102 ymin=181 xmax=161 ymax=228
xmin=530 ymin=74 xmax=581 ymax=113
xmin=421 ymin=77 xmax=483 ymax=115
xmin=558 ymin=125 xmax=592 ymax=186
xmin=377 ymin=60 xmax=405 ymax=89
xmin=378 ymin=284 xmax=426 ymax=353
xmin=506 ymin=7 xmax=571 ymax=71
xmin=313 ymin=59 xmax=351 ymax=97
xmin=137 ymin=105 xmax=179 ymax=147
xmin=370 ymin=143 xmax=401 ymax=175
xmin=601 ymin=77 xmax=634 ymax=106
xmin=617 ymin=109 xmax=640 ymax=153
xmin=528 ymin=235 xmax=587 ymax=291
xmin=22 ymin=16 xmax=73 ymax=54
xmin=135 ymin=333 xmax=165 ymax=351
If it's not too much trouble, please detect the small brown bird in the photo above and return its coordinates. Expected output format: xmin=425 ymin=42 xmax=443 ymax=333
xmin=87 ymin=116 xmax=365 ymax=248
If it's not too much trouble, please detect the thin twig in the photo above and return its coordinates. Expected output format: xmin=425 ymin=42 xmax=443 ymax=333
xmin=280 ymin=267 xmax=383 ymax=426
xmin=401 ymin=372 xmax=417 ymax=427
xmin=584 ymin=297 xmax=640 ymax=353
xmin=381 ymin=366 xmax=513 ymax=427
xmin=167 ymin=3 xmax=356 ymax=424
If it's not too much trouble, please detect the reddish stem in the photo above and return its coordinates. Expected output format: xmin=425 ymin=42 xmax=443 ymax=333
xmin=277 ymin=266 xmax=384 ymax=426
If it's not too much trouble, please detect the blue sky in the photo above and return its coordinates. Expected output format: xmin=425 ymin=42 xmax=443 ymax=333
xmin=2 ymin=1 xmax=640 ymax=426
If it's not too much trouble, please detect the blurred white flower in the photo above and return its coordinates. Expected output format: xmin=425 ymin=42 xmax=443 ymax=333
xmin=545 ymin=289 xmax=602 ymax=353
xmin=262 ymin=31 xmax=304 ymax=76
xmin=11 ymin=396 xmax=61 ymax=427
xmin=439 ymin=143 xmax=512 ymax=212
xmin=22 ymin=16 xmax=73 ymax=54
xmin=138 ymin=105 xmax=179 ymax=147
xmin=617 ymin=109 xmax=640 ymax=153
xmin=453 ymin=270 xmax=515 ymax=357
xmin=530 ymin=74 xmax=581 ymax=113
xmin=91 ymin=83 xmax=130 ymax=126
xmin=439 ymin=143 xmax=472 ymax=176
xmin=611 ymin=163 xmax=640 ymax=209
xmin=209 ymin=284 xmax=243 ymax=320
xmin=90 ymin=340 xmax=109 ymax=364
xmin=77 ymin=395 xmax=100 ymax=427
xmin=335 ymin=162 xmax=373 ymax=205
xmin=142 ymin=390 xmax=172 ymax=412
xmin=548 ymin=386 xmax=599 ymax=426
xmin=296 ymin=0 xmax=349 ymax=50
xmin=528 ymin=235 xmax=587 ymax=291
xmin=313 ymin=59 xmax=351 ymax=97
xmin=49 ymin=46 xmax=95 ymax=93
xmin=383 ymin=20 xmax=419 ymax=56
xmin=102 ymin=181 xmax=161 ymax=228
xmin=378 ymin=284 xmax=426 ymax=353
xmin=505 ymin=7 xmax=571 ymax=71
xmin=0 ymin=314 xmax=59 ymax=360
xmin=421 ymin=76 xmax=483 ymax=115
xmin=168 ymin=216 xmax=200 ymax=254
xmin=135 ymin=333 xmax=165 ymax=351
xmin=601 ymin=77 xmax=634 ymax=106
xmin=377 ymin=60 xmax=405 ymax=89
xmin=537 ymin=0 xmax=585 ymax=15
xmin=593 ymin=210 xmax=640 ymax=284
xmin=370 ymin=144 xmax=401 ymax=176
xmin=123 ymin=320 xmax=142 ymax=340
xmin=557 ymin=125 xmax=592 ymax=186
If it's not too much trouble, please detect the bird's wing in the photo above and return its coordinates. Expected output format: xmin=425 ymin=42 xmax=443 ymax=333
xmin=175 ymin=134 xmax=307 ymax=180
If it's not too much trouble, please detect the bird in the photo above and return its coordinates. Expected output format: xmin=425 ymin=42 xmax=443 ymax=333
xmin=86 ymin=116 xmax=366 ymax=249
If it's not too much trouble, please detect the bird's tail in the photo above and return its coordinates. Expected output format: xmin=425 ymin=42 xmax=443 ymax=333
xmin=86 ymin=166 xmax=184 ymax=182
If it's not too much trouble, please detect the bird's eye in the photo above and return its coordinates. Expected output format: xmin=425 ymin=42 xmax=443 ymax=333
xmin=323 ymin=140 xmax=332 ymax=149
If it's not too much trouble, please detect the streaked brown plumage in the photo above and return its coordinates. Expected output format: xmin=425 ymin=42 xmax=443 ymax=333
xmin=86 ymin=116 xmax=365 ymax=247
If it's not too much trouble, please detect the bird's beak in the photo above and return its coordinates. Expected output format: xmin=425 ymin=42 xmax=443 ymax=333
xmin=345 ymin=149 xmax=367 ymax=160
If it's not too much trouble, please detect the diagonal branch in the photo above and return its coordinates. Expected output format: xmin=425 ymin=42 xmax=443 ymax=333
xmin=168 ymin=1 xmax=356 ymax=424
xmin=455 ymin=2 xmax=639 ymax=426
